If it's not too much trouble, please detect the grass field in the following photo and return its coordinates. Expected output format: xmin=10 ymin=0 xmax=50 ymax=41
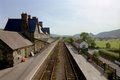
xmin=95 ymin=39 xmax=120 ymax=49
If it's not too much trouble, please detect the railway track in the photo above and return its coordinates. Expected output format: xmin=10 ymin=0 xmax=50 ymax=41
xmin=32 ymin=41 xmax=81 ymax=80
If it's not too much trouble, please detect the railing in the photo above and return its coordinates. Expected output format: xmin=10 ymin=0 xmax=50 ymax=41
xmin=83 ymin=52 xmax=120 ymax=80
xmin=72 ymin=43 xmax=120 ymax=80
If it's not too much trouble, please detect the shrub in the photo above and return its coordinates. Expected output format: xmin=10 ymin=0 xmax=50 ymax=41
xmin=106 ymin=42 xmax=111 ymax=48
xmin=108 ymin=49 xmax=120 ymax=53
xmin=93 ymin=51 xmax=100 ymax=58
xmin=64 ymin=37 xmax=73 ymax=44
xmin=106 ymin=70 xmax=113 ymax=80
xmin=99 ymin=49 xmax=119 ymax=61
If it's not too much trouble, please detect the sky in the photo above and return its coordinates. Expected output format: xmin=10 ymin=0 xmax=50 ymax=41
xmin=0 ymin=0 xmax=120 ymax=35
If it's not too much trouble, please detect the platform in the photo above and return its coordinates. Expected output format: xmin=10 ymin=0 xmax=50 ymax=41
xmin=0 ymin=40 xmax=59 ymax=80
xmin=65 ymin=43 xmax=107 ymax=80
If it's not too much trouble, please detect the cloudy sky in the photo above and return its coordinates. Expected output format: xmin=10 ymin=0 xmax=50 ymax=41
xmin=0 ymin=0 xmax=120 ymax=35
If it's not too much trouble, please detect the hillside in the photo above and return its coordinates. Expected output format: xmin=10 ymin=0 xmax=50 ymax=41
xmin=0 ymin=28 xmax=3 ymax=31
xmin=50 ymin=34 xmax=61 ymax=38
xmin=73 ymin=33 xmax=80 ymax=38
xmin=73 ymin=33 xmax=94 ymax=38
xmin=95 ymin=29 xmax=120 ymax=38
xmin=50 ymin=33 xmax=73 ymax=38
xmin=73 ymin=29 xmax=120 ymax=39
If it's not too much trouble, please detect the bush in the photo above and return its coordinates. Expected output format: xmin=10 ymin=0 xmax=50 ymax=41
xmin=95 ymin=46 xmax=100 ymax=49
xmin=106 ymin=70 xmax=113 ymax=80
xmin=108 ymin=49 xmax=120 ymax=53
xmin=64 ymin=37 xmax=73 ymax=44
xmin=93 ymin=51 xmax=100 ymax=58
xmin=99 ymin=49 xmax=119 ymax=61
xmin=106 ymin=42 xmax=111 ymax=48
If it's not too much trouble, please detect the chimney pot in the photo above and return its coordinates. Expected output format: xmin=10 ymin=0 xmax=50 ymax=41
xmin=21 ymin=12 xmax=28 ymax=31
xmin=39 ymin=21 xmax=43 ymax=28
xmin=28 ymin=15 xmax=31 ymax=19
xmin=21 ymin=13 xmax=28 ymax=20
xmin=32 ymin=17 xmax=37 ymax=19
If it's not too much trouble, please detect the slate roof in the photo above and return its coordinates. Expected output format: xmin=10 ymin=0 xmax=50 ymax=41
xmin=0 ymin=31 xmax=33 ymax=50
xmin=41 ymin=27 xmax=50 ymax=34
xmin=4 ymin=19 xmax=38 ymax=32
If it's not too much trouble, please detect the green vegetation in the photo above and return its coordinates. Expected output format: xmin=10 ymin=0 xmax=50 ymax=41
xmin=64 ymin=37 xmax=73 ymax=43
xmin=106 ymin=70 xmax=114 ymax=79
xmin=106 ymin=42 xmax=111 ymax=48
xmin=80 ymin=32 xmax=95 ymax=48
xmin=99 ymin=49 xmax=119 ymax=61
xmin=108 ymin=49 xmax=120 ymax=53
xmin=93 ymin=51 xmax=100 ymax=58
xmin=95 ymin=39 xmax=120 ymax=49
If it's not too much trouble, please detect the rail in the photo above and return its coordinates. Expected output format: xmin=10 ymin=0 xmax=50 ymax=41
xmin=32 ymin=41 xmax=86 ymax=80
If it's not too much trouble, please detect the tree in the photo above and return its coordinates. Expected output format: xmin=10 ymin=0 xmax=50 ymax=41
xmin=91 ymin=42 xmax=96 ymax=48
xmin=64 ymin=37 xmax=73 ymax=44
xmin=93 ymin=51 xmax=100 ymax=58
xmin=80 ymin=32 xmax=89 ymax=41
xmin=80 ymin=32 xmax=95 ymax=48
xmin=106 ymin=42 xmax=111 ymax=48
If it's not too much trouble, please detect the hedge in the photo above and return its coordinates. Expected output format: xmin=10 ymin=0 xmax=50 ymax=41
xmin=99 ymin=49 xmax=119 ymax=61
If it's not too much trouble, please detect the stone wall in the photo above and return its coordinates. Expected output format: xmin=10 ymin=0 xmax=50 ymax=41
xmin=0 ymin=40 xmax=13 ymax=67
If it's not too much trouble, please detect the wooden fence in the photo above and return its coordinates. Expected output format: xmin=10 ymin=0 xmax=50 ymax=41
xmin=72 ymin=43 xmax=120 ymax=80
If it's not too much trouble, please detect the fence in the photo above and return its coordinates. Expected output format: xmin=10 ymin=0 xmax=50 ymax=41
xmin=72 ymin=43 xmax=120 ymax=80
xmin=83 ymin=52 xmax=120 ymax=80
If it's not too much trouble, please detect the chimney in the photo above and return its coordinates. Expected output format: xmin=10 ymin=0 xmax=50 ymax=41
xmin=32 ymin=17 xmax=37 ymax=19
xmin=21 ymin=13 xmax=28 ymax=31
xmin=28 ymin=15 xmax=31 ymax=19
xmin=21 ymin=13 xmax=28 ymax=21
xmin=39 ymin=21 xmax=43 ymax=28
